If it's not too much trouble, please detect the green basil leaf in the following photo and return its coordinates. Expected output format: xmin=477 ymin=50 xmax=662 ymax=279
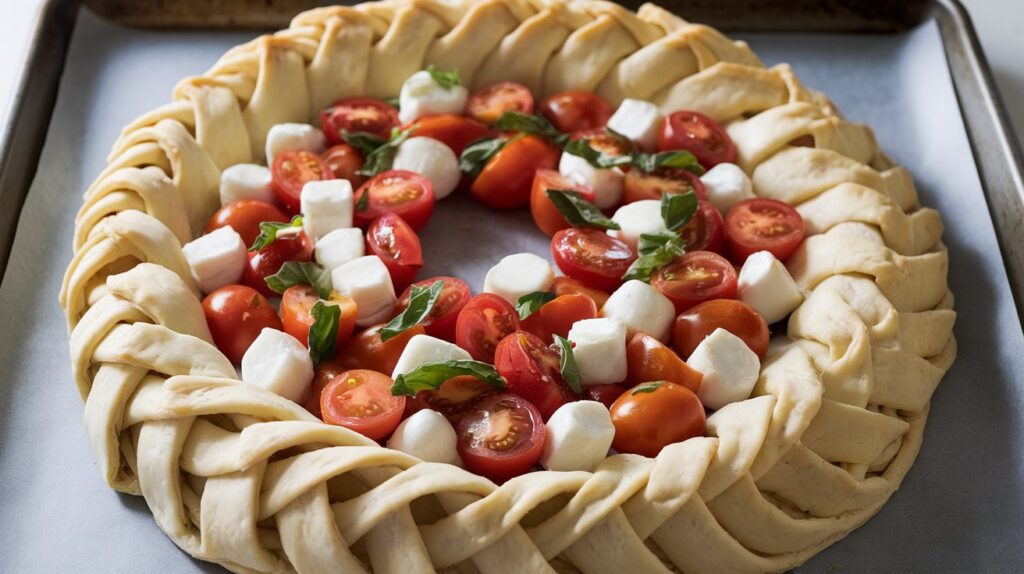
xmin=553 ymin=335 xmax=582 ymax=395
xmin=637 ymin=232 xmax=678 ymax=256
xmin=546 ymin=189 xmax=621 ymax=230
xmin=561 ymin=137 xmax=633 ymax=169
xmin=622 ymin=234 xmax=685 ymax=283
xmin=265 ymin=261 xmax=332 ymax=299
xmin=308 ymin=301 xmax=341 ymax=366
xmin=355 ymin=186 xmax=370 ymax=212
xmin=391 ymin=360 xmax=506 ymax=396
xmin=459 ymin=136 xmax=509 ymax=179
xmin=493 ymin=112 xmax=562 ymax=141
xmin=515 ymin=291 xmax=555 ymax=320
xmin=635 ymin=150 xmax=705 ymax=175
xmin=427 ymin=65 xmax=461 ymax=89
xmin=249 ymin=215 xmax=303 ymax=252
xmin=380 ymin=281 xmax=443 ymax=342
xmin=660 ymin=191 xmax=698 ymax=232
xmin=357 ymin=126 xmax=414 ymax=177
xmin=341 ymin=131 xmax=387 ymax=157
xmin=631 ymin=381 xmax=664 ymax=395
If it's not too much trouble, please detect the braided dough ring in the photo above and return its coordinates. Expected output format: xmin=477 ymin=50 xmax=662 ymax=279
xmin=59 ymin=1 xmax=957 ymax=572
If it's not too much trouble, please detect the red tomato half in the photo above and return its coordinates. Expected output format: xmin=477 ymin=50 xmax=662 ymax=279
xmin=521 ymin=293 xmax=597 ymax=343
xmin=366 ymin=213 xmax=423 ymax=293
xmin=205 ymin=200 xmax=288 ymax=247
xmin=679 ymin=199 xmax=725 ymax=254
xmin=471 ymin=135 xmax=560 ymax=210
xmin=321 ymin=369 xmax=405 ymax=441
xmin=658 ymin=111 xmax=737 ymax=169
xmin=455 ymin=293 xmax=521 ymax=362
xmin=202 ymin=285 xmax=282 ymax=364
xmin=467 ymin=82 xmax=534 ymax=125
xmin=673 ymin=299 xmax=769 ymax=359
xmin=551 ymin=228 xmax=635 ymax=292
xmin=530 ymin=169 xmax=596 ymax=237
xmin=571 ymin=128 xmax=634 ymax=157
xmin=242 ymin=230 xmax=314 ymax=298
xmin=353 ymin=170 xmax=435 ymax=230
xmin=622 ymin=167 xmax=706 ymax=204
xmin=271 ymin=150 xmax=334 ymax=214
xmin=320 ymin=97 xmax=400 ymax=144
xmin=306 ymin=358 xmax=348 ymax=419
xmin=651 ymin=251 xmax=738 ymax=313
xmin=279 ymin=285 xmax=358 ymax=350
xmin=321 ymin=144 xmax=366 ymax=188
xmin=539 ymin=91 xmax=613 ymax=133
xmin=408 ymin=114 xmax=492 ymax=156
xmin=494 ymin=331 xmax=574 ymax=420
xmin=394 ymin=277 xmax=471 ymax=342
xmin=407 ymin=375 xmax=498 ymax=425
xmin=457 ymin=393 xmax=546 ymax=482
xmin=725 ymin=198 xmax=805 ymax=263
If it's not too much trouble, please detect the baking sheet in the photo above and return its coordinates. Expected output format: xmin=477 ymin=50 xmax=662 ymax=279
xmin=1 ymin=7 xmax=1023 ymax=572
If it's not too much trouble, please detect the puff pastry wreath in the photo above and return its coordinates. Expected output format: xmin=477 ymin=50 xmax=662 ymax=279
xmin=58 ymin=0 xmax=956 ymax=572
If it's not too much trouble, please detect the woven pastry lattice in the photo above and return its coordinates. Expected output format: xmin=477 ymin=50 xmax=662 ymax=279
xmin=59 ymin=1 xmax=956 ymax=572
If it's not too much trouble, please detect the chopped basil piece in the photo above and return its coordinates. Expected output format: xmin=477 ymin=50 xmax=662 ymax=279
xmin=341 ymin=131 xmax=387 ymax=157
xmin=634 ymin=150 xmax=705 ymax=175
xmin=631 ymin=381 xmax=664 ymax=395
xmin=265 ymin=261 xmax=332 ymax=299
xmin=390 ymin=360 xmax=506 ymax=396
xmin=427 ymin=65 xmax=461 ymax=89
xmin=660 ymin=191 xmax=698 ymax=232
xmin=249 ymin=215 xmax=303 ymax=252
xmin=493 ymin=111 xmax=566 ymax=144
xmin=515 ymin=291 xmax=555 ymax=320
xmin=459 ymin=136 xmax=509 ymax=179
xmin=308 ymin=301 xmax=341 ymax=366
xmin=553 ymin=335 xmax=582 ymax=395
xmin=637 ymin=232 xmax=678 ymax=256
xmin=379 ymin=281 xmax=443 ymax=342
xmin=546 ymin=189 xmax=621 ymax=230
xmin=357 ymin=126 xmax=414 ymax=177
xmin=622 ymin=234 xmax=685 ymax=283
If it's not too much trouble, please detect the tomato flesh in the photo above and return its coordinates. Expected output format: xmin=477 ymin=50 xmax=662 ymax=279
xmin=657 ymin=111 xmax=737 ymax=169
xmin=571 ymin=128 xmax=634 ymax=157
xmin=551 ymin=228 xmax=635 ymax=292
xmin=353 ymin=170 xmax=435 ymax=230
xmin=271 ymin=150 xmax=334 ymax=214
xmin=530 ymin=169 xmax=596 ymax=237
xmin=625 ymin=332 xmax=702 ymax=393
xmin=725 ymin=198 xmax=806 ymax=263
xmin=320 ymin=97 xmax=400 ymax=144
xmin=673 ymin=299 xmax=769 ymax=359
xmin=242 ymin=230 xmax=314 ymax=298
xmin=279 ymin=285 xmax=358 ymax=351
xmin=539 ymin=91 xmax=613 ymax=133
xmin=407 ymin=375 xmax=498 ymax=425
xmin=457 ymin=393 xmax=545 ymax=482
xmin=610 ymin=382 xmax=706 ymax=458
xmin=321 ymin=369 xmax=405 ymax=441
xmin=366 ymin=213 xmax=423 ymax=294
xmin=202 ymin=285 xmax=282 ymax=364
xmin=472 ymin=135 xmax=560 ymax=210
xmin=205 ymin=200 xmax=288 ymax=247
xmin=467 ymin=82 xmax=534 ymax=125
xmin=494 ymin=331 xmax=574 ymax=420
xmin=455 ymin=293 xmax=521 ymax=362
xmin=394 ymin=277 xmax=471 ymax=342
xmin=651 ymin=250 xmax=737 ymax=313
xmin=623 ymin=167 xmax=706 ymax=204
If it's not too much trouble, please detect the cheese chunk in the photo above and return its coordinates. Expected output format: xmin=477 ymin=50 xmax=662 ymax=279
xmin=737 ymin=250 xmax=804 ymax=324
xmin=387 ymin=409 xmax=461 ymax=465
xmin=219 ymin=163 xmax=274 ymax=206
xmin=181 ymin=226 xmax=247 ymax=294
xmin=687 ymin=328 xmax=761 ymax=410
xmin=315 ymin=228 xmax=365 ymax=271
xmin=483 ymin=253 xmax=555 ymax=304
xmin=392 ymin=334 xmax=472 ymax=379
xmin=300 ymin=179 xmax=354 ymax=241
xmin=606 ymin=98 xmax=661 ymax=151
xmin=398 ymin=70 xmax=468 ymax=125
xmin=265 ymin=122 xmax=326 ymax=165
xmin=240 ymin=328 xmax=314 ymax=403
xmin=701 ymin=163 xmax=754 ymax=214
xmin=331 ymin=256 xmax=397 ymax=327
xmin=568 ymin=318 xmax=628 ymax=385
xmin=601 ymin=280 xmax=676 ymax=342
xmin=607 ymin=200 xmax=668 ymax=249
xmin=540 ymin=401 xmax=615 ymax=472
xmin=393 ymin=136 xmax=460 ymax=200
xmin=559 ymin=152 xmax=624 ymax=209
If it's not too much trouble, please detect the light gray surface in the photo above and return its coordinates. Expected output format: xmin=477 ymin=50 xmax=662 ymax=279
xmin=2 ymin=7 xmax=1024 ymax=573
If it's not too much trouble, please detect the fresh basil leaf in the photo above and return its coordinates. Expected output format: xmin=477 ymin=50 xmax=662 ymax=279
xmin=637 ymin=232 xmax=678 ymax=256
xmin=341 ymin=131 xmax=387 ymax=157
xmin=308 ymin=301 xmax=341 ymax=366
xmin=355 ymin=186 xmax=369 ymax=212
xmin=546 ymin=189 xmax=621 ymax=230
xmin=459 ymin=136 xmax=509 ymax=179
xmin=493 ymin=112 xmax=562 ymax=141
xmin=635 ymin=150 xmax=705 ymax=175
xmin=357 ymin=126 xmax=414 ymax=177
xmin=515 ymin=291 xmax=555 ymax=320
xmin=553 ymin=335 xmax=581 ymax=395
xmin=631 ymin=381 xmax=664 ymax=395
xmin=622 ymin=234 xmax=685 ymax=283
xmin=660 ymin=191 xmax=698 ymax=232
xmin=380 ymin=281 xmax=443 ymax=341
xmin=265 ymin=261 xmax=332 ymax=299
xmin=249 ymin=215 xmax=303 ymax=252
xmin=427 ymin=65 xmax=461 ymax=89
xmin=561 ymin=137 xmax=633 ymax=169
xmin=391 ymin=360 xmax=506 ymax=396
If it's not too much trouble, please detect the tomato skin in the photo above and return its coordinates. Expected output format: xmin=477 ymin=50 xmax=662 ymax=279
xmin=337 ymin=324 xmax=425 ymax=374
xmin=467 ymin=82 xmax=535 ymax=125
xmin=321 ymin=144 xmax=366 ymax=188
xmin=521 ymin=293 xmax=597 ymax=343
xmin=407 ymin=375 xmax=498 ymax=425
xmin=353 ymin=170 xmax=435 ymax=231
xmin=455 ymin=293 xmax=521 ymax=362
xmin=673 ymin=299 xmax=769 ymax=359
xmin=651 ymin=250 xmax=738 ymax=313
xmin=494 ymin=331 xmax=575 ymax=420
xmin=581 ymin=384 xmax=628 ymax=409
xmin=271 ymin=150 xmax=334 ymax=214
xmin=305 ymin=357 xmax=349 ymax=418
xmin=241 ymin=231 xmax=314 ymax=298
xmin=457 ymin=393 xmax=546 ymax=482
xmin=725 ymin=198 xmax=806 ymax=263
xmin=680 ymin=200 xmax=726 ymax=254
xmin=626 ymin=333 xmax=702 ymax=393
xmin=394 ymin=277 xmax=471 ymax=342
xmin=610 ymin=382 xmax=706 ymax=458
xmin=530 ymin=169 xmax=597 ymax=237
xmin=320 ymin=97 xmax=400 ymax=144
xmin=551 ymin=228 xmax=636 ymax=293
xmin=657 ymin=111 xmax=737 ymax=169
xmin=202 ymin=285 xmax=283 ymax=364
xmin=408 ymin=114 xmax=493 ymax=156
xmin=539 ymin=91 xmax=613 ymax=133
xmin=551 ymin=276 xmax=611 ymax=308
xmin=205 ymin=200 xmax=288 ymax=247
xmin=279 ymin=285 xmax=358 ymax=350
xmin=365 ymin=213 xmax=423 ymax=294
xmin=472 ymin=135 xmax=561 ymax=210
xmin=622 ymin=167 xmax=706 ymax=204
xmin=320 ymin=369 xmax=406 ymax=441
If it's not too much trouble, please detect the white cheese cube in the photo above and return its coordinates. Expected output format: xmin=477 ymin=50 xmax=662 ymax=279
xmin=315 ymin=228 xmax=365 ymax=271
xmin=568 ymin=318 xmax=628 ymax=385
xmin=386 ymin=409 xmax=461 ymax=465
xmin=398 ymin=70 xmax=468 ymax=125
xmin=540 ymin=401 xmax=615 ymax=472
xmin=181 ymin=226 xmax=247 ymax=294
xmin=607 ymin=200 xmax=668 ymax=250
xmin=601 ymin=280 xmax=676 ymax=342
xmin=606 ymin=98 xmax=661 ymax=151
xmin=483 ymin=253 xmax=555 ymax=304
xmin=559 ymin=152 xmax=624 ymax=210
xmin=737 ymin=250 xmax=804 ymax=324
xmin=687 ymin=328 xmax=761 ymax=410
xmin=392 ymin=136 xmax=460 ymax=200
xmin=219 ymin=163 xmax=274 ymax=206
xmin=392 ymin=334 xmax=473 ymax=379
xmin=240 ymin=328 xmax=314 ymax=403
xmin=265 ymin=122 xmax=326 ymax=165
xmin=331 ymin=256 xmax=397 ymax=327
xmin=700 ymin=163 xmax=754 ymax=214
xmin=300 ymin=179 xmax=354 ymax=241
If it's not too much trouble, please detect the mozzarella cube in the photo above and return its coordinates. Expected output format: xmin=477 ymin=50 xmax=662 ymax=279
xmin=181 ymin=226 xmax=247 ymax=294
xmin=219 ymin=163 xmax=274 ymax=206
xmin=687 ymin=328 xmax=760 ymax=410
xmin=392 ymin=136 xmax=460 ymax=200
xmin=568 ymin=318 xmax=628 ymax=385
xmin=315 ymin=228 xmax=365 ymax=271
xmin=240 ymin=328 xmax=314 ymax=403
xmin=398 ymin=70 xmax=468 ymax=125
xmin=331 ymin=256 xmax=397 ymax=327
xmin=540 ymin=401 xmax=615 ymax=471
xmin=606 ymin=99 xmax=661 ymax=151
xmin=265 ymin=122 xmax=326 ymax=165
xmin=601 ymin=280 xmax=676 ymax=342
xmin=737 ymin=251 xmax=804 ymax=324
xmin=607 ymin=200 xmax=668 ymax=250
xmin=701 ymin=163 xmax=754 ymax=214
xmin=300 ymin=179 xmax=354 ymax=241
xmin=392 ymin=334 xmax=473 ymax=379
xmin=483 ymin=253 xmax=555 ymax=304
xmin=387 ymin=410 xmax=461 ymax=465
xmin=559 ymin=152 xmax=624 ymax=209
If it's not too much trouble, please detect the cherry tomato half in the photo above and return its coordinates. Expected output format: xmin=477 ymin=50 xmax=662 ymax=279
xmin=610 ymin=382 xmax=706 ymax=458
xmin=407 ymin=375 xmax=498 ymax=425
xmin=679 ymin=199 xmax=725 ymax=254
xmin=305 ymin=357 xmax=349 ymax=419
xmin=673 ymin=299 xmax=769 ymax=359
xmin=279 ymin=285 xmax=358 ymax=350
xmin=625 ymin=332 xmax=702 ymax=393
xmin=321 ymin=144 xmax=366 ymax=188
xmin=408 ymin=114 xmax=492 ymax=156
xmin=658 ymin=111 xmax=737 ymax=169
xmin=539 ymin=91 xmax=613 ymax=133
xmin=394 ymin=277 xmax=471 ymax=342
xmin=271 ymin=150 xmax=334 ymax=214
xmin=494 ymin=331 xmax=574 ymax=420
xmin=202 ymin=285 xmax=283 ymax=364
xmin=336 ymin=324 xmax=425 ymax=375
xmin=581 ymin=384 xmax=628 ymax=409
xmin=320 ymin=97 xmax=400 ymax=144
xmin=366 ymin=213 xmax=423 ymax=294
xmin=724 ymin=198 xmax=805 ymax=263
xmin=571 ymin=128 xmax=634 ymax=157
xmin=623 ymin=167 xmax=706 ymax=204
xmin=457 ymin=393 xmax=546 ymax=482
xmin=467 ymin=82 xmax=535 ymax=125
xmin=455 ymin=293 xmax=521 ymax=362
xmin=651 ymin=250 xmax=737 ymax=313
xmin=530 ymin=169 xmax=596 ymax=237
xmin=205 ymin=200 xmax=288 ymax=247
xmin=242 ymin=230 xmax=314 ymax=298
xmin=321 ymin=369 xmax=405 ymax=441
xmin=353 ymin=170 xmax=435 ymax=230
xmin=521 ymin=293 xmax=597 ymax=343
xmin=551 ymin=276 xmax=611 ymax=308
xmin=551 ymin=228 xmax=635 ymax=292
xmin=471 ymin=135 xmax=561 ymax=210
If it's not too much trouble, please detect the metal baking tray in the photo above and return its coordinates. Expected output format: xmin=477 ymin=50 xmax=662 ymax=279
xmin=1 ymin=0 xmax=1023 ymax=572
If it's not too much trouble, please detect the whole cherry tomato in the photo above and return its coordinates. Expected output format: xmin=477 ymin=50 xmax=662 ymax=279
xmin=673 ymin=299 xmax=769 ymax=359
xmin=336 ymin=324 xmax=425 ymax=374
xmin=320 ymin=97 xmax=400 ymax=143
xmin=455 ymin=293 xmax=521 ymax=363
xmin=651 ymin=250 xmax=737 ymax=313
xmin=539 ymin=91 xmax=613 ymax=133
xmin=657 ymin=111 xmax=737 ymax=169
xmin=581 ymin=383 xmax=628 ymax=409
xmin=550 ymin=228 xmax=635 ymax=292
xmin=353 ymin=170 xmax=435 ymax=230
xmin=321 ymin=369 xmax=406 ymax=441
xmin=202 ymin=285 xmax=282 ymax=364
xmin=408 ymin=114 xmax=492 ymax=156
xmin=471 ymin=135 xmax=561 ymax=210
xmin=365 ymin=213 xmax=423 ymax=294
xmin=625 ymin=332 xmax=702 ymax=393
xmin=530 ymin=169 xmax=596 ymax=237
xmin=393 ymin=277 xmax=471 ymax=342
xmin=457 ymin=393 xmax=546 ymax=482
xmin=724 ymin=198 xmax=805 ymax=263
xmin=205 ymin=200 xmax=288 ymax=247
xmin=494 ymin=331 xmax=574 ymax=420
xmin=467 ymin=82 xmax=535 ymax=125
xmin=279 ymin=285 xmax=358 ymax=350
xmin=610 ymin=381 xmax=706 ymax=458
xmin=551 ymin=276 xmax=611 ymax=308
xmin=321 ymin=144 xmax=366 ymax=187
xmin=242 ymin=230 xmax=314 ymax=298
xmin=271 ymin=150 xmax=333 ymax=214
xmin=520 ymin=293 xmax=597 ymax=343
